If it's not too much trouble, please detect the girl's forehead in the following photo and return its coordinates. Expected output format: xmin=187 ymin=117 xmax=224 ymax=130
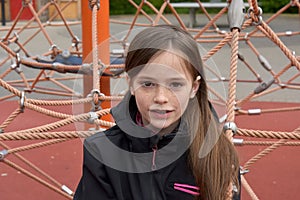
xmin=138 ymin=52 xmax=192 ymax=80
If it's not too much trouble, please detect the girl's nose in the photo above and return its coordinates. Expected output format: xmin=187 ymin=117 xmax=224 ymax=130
xmin=153 ymin=85 xmax=169 ymax=104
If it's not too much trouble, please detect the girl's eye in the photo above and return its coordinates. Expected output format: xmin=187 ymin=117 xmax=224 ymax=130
xmin=169 ymin=82 xmax=183 ymax=88
xmin=142 ymin=81 xmax=156 ymax=87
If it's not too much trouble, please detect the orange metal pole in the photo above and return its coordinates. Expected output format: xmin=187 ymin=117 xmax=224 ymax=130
xmin=82 ymin=0 xmax=111 ymax=129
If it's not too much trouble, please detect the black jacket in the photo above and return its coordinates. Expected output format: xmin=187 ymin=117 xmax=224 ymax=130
xmin=74 ymin=93 xmax=240 ymax=200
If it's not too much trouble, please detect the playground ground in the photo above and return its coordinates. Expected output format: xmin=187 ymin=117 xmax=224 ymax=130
xmin=0 ymin=13 xmax=300 ymax=199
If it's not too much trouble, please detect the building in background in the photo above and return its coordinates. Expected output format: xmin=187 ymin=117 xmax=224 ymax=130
xmin=0 ymin=0 xmax=81 ymax=23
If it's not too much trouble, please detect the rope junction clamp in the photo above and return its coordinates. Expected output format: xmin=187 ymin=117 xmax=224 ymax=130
xmin=49 ymin=44 xmax=60 ymax=58
xmin=233 ymin=138 xmax=244 ymax=146
xmin=254 ymin=78 xmax=275 ymax=94
xmin=61 ymin=50 xmax=71 ymax=59
xmin=247 ymin=109 xmax=261 ymax=115
xmin=72 ymin=36 xmax=80 ymax=48
xmin=52 ymin=62 xmax=64 ymax=73
xmin=80 ymin=63 xmax=93 ymax=74
xmin=223 ymin=122 xmax=238 ymax=135
xmin=227 ymin=0 xmax=246 ymax=31
xmin=0 ymin=149 xmax=8 ymax=161
xmin=89 ymin=0 xmax=100 ymax=10
xmin=11 ymin=53 xmax=22 ymax=74
xmin=87 ymin=112 xmax=99 ymax=124
xmin=219 ymin=114 xmax=227 ymax=123
xmin=240 ymin=167 xmax=250 ymax=175
xmin=258 ymin=55 xmax=272 ymax=71
xmin=20 ymin=91 xmax=26 ymax=113
xmin=13 ymin=32 xmax=20 ymax=43
xmin=89 ymin=89 xmax=104 ymax=112
xmin=61 ymin=185 xmax=73 ymax=196
xmin=98 ymin=60 xmax=107 ymax=75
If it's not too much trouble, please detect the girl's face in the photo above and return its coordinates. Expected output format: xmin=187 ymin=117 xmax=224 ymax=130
xmin=129 ymin=52 xmax=200 ymax=134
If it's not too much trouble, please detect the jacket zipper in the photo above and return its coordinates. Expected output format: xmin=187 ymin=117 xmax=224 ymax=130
xmin=151 ymin=144 xmax=158 ymax=171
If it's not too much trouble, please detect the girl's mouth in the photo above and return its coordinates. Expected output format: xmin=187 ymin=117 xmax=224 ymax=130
xmin=150 ymin=109 xmax=174 ymax=118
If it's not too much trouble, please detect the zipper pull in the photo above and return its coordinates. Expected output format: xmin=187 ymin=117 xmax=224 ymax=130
xmin=151 ymin=145 xmax=158 ymax=171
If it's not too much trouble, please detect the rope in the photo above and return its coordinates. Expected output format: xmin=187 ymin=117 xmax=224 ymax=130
xmin=0 ymin=76 xmax=22 ymax=97
xmin=243 ymin=139 xmax=287 ymax=169
xmin=258 ymin=21 xmax=300 ymax=70
xmin=0 ymin=108 xmax=111 ymax=137
xmin=237 ymin=128 xmax=300 ymax=140
xmin=194 ymin=6 xmax=228 ymax=38
xmin=241 ymin=175 xmax=260 ymax=200
xmin=7 ymin=139 xmax=67 ymax=154
xmin=0 ymin=131 xmax=96 ymax=141
xmin=243 ymin=140 xmax=300 ymax=146
xmin=2 ymin=159 xmax=73 ymax=199
xmin=0 ymin=141 xmax=64 ymax=190
xmin=92 ymin=3 xmax=100 ymax=93
xmin=202 ymin=34 xmax=232 ymax=62
xmin=0 ymin=108 xmax=22 ymax=131
xmin=226 ymin=28 xmax=239 ymax=124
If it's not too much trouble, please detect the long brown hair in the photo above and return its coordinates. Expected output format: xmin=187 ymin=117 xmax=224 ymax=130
xmin=125 ymin=25 xmax=239 ymax=200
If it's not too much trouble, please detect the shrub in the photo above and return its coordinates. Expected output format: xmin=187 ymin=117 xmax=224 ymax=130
xmin=109 ymin=0 xmax=299 ymax=15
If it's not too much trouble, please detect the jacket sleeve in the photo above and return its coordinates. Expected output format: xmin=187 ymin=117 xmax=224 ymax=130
xmin=73 ymin=141 xmax=117 ymax=200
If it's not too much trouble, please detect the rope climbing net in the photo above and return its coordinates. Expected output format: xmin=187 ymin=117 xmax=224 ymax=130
xmin=0 ymin=0 xmax=299 ymax=199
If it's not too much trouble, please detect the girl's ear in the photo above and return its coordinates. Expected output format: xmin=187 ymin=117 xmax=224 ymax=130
xmin=130 ymin=87 xmax=135 ymax=96
xmin=126 ymin=75 xmax=135 ymax=96
xmin=190 ymin=76 xmax=201 ymax=98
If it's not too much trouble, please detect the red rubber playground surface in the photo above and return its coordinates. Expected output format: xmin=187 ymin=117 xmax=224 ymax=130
xmin=0 ymin=100 xmax=300 ymax=200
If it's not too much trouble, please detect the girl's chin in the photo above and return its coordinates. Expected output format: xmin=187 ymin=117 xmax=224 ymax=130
xmin=145 ymin=120 xmax=179 ymax=134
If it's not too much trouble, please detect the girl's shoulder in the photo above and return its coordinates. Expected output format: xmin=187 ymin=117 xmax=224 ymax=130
xmin=85 ymin=125 xmax=124 ymax=144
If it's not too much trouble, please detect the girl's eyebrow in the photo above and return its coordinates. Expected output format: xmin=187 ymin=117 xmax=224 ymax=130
xmin=136 ymin=75 xmax=187 ymax=81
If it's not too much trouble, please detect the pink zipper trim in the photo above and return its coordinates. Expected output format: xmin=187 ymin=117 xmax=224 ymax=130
xmin=151 ymin=145 xmax=157 ymax=171
xmin=174 ymin=183 xmax=200 ymax=196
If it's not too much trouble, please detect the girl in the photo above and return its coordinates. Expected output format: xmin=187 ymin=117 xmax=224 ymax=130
xmin=74 ymin=25 xmax=240 ymax=200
